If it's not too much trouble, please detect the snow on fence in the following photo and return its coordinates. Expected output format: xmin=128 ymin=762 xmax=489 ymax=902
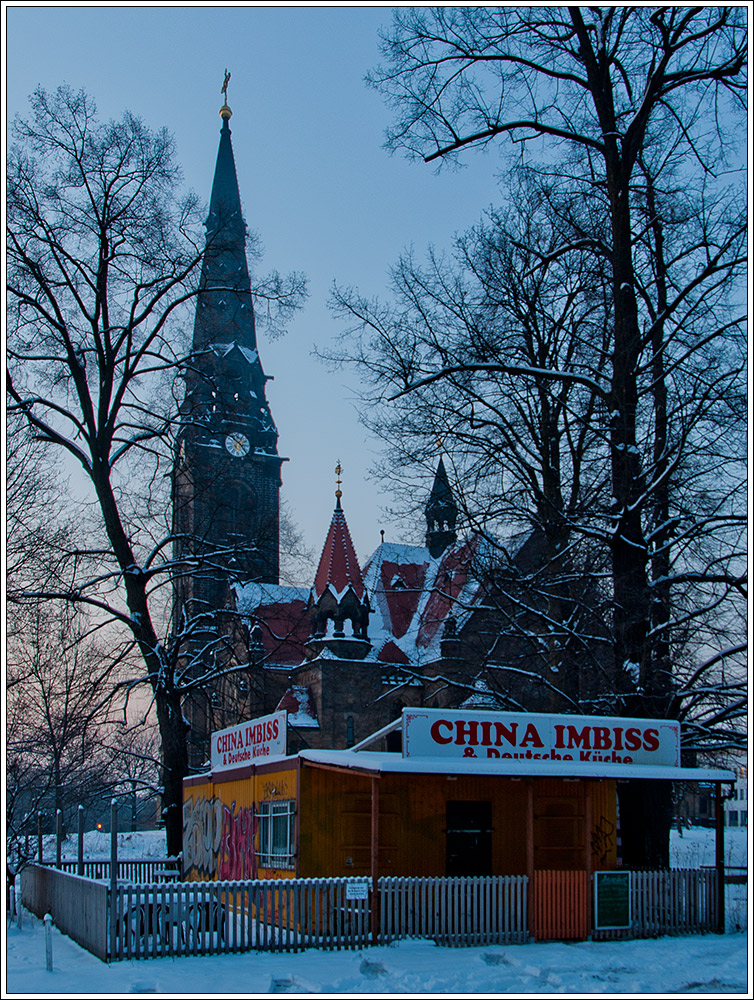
xmin=378 ymin=875 xmax=528 ymax=946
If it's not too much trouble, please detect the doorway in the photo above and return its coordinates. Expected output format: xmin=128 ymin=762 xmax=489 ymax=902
xmin=446 ymin=800 xmax=492 ymax=876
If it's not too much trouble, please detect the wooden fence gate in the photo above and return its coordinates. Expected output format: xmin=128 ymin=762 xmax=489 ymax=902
xmin=530 ymin=870 xmax=590 ymax=941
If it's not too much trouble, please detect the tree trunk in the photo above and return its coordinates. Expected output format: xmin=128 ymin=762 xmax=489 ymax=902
xmin=92 ymin=463 xmax=189 ymax=857
xmin=155 ymin=687 xmax=188 ymax=856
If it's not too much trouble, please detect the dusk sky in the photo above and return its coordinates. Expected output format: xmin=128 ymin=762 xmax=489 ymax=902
xmin=6 ymin=6 xmax=508 ymax=572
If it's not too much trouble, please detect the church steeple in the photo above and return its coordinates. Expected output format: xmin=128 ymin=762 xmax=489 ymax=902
xmin=174 ymin=93 xmax=283 ymax=604
xmin=426 ymin=456 xmax=458 ymax=558
xmin=306 ymin=466 xmax=371 ymax=660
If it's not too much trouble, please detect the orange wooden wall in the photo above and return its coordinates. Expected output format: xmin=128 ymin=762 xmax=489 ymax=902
xmin=297 ymin=766 xmax=617 ymax=877
xmin=184 ymin=762 xmax=617 ymax=879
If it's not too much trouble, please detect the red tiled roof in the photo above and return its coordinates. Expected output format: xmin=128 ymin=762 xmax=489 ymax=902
xmin=376 ymin=639 xmax=411 ymax=664
xmin=254 ymin=600 xmax=309 ymax=665
xmin=379 ymin=560 xmax=428 ymax=639
xmin=312 ymin=502 xmax=365 ymax=601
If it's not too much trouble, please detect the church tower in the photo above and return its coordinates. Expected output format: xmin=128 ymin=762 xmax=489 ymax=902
xmin=425 ymin=456 xmax=458 ymax=558
xmin=173 ymin=90 xmax=283 ymax=763
xmin=174 ymin=96 xmax=282 ymax=616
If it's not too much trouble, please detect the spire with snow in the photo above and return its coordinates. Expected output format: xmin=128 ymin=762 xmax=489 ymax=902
xmin=306 ymin=466 xmax=371 ymax=660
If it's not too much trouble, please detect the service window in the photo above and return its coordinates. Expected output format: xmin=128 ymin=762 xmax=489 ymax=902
xmin=258 ymin=800 xmax=296 ymax=868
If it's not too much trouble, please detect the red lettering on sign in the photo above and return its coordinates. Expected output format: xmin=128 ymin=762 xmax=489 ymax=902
xmin=430 ymin=719 xmax=453 ymax=744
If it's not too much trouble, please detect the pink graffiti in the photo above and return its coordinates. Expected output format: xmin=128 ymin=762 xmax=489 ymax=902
xmin=217 ymin=801 xmax=258 ymax=880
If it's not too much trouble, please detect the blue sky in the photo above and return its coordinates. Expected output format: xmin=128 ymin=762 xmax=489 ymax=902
xmin=6 ymin=5 xmax=507 ymax=571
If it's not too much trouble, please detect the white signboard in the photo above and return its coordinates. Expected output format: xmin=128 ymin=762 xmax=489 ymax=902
xmin=345 ymin=881 xmax=370 ymax=900
xmin=211 ymin=711 xmax=286 ymax=774
xmin=402 ymin=708 xmax=680 ymax=768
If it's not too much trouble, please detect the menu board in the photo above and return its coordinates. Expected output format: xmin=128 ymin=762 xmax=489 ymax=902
xmin=594 ymin=871 xmax=631 ymax=929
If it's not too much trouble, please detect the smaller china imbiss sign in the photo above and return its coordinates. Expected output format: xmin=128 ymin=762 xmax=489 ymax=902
xmin=402 ymin=708 xmax=680 ymax=768
xmin=211 ymin=711 xmax=286 ymax=774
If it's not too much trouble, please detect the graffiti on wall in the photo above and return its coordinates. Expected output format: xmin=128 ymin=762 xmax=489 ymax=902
xmin=218 ymin=802 xmax=258 ymax=880
xmin=183 ymin=796 xmax=224 ymax=879
xmin=183 ymin=795 xmax=258 ymax=880
xmin=591 ymin=814 xmax=616 ymax=867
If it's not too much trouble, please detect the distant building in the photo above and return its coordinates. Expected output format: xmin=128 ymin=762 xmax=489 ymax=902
xmin=724 ymin=765 xmax=747 ymax=828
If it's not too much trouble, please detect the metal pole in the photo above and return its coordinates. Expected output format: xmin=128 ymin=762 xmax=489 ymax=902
xmin=110 ymin=799 xmax=118 ymax=962
xmin=44 ymin=913 xmax=53 ymax=971
xmin=370 ymin=775 xmax=380 ymax=944
xmin=584 ymin=780 xmax=593 ymax=934
xmin=526 ymin=780 xmax=535 ymax=940
xmin=37 ymin=812 xmax=43 ymax=864
xmin=56 ymin=810 xmax=63 ymax=868
xmin=77 ymin=805 xmax=85 ymax=876
xmin=110 ymin=799 xmax=118 ymax=891
xmin=714 ymin=781 xmax=725 ymax=934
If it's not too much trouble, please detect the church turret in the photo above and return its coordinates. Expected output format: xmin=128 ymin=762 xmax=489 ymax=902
xmin=425 ymin=456 xmax=458 ymax=558
xmin=305 ymin=465 xmax=371 ymax=660
xmin=174 ymin=85 xmax=283 ymax=627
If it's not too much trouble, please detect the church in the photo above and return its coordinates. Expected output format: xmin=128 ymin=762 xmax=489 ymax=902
xmin=173 ymin=94 xmax=606 ymax=770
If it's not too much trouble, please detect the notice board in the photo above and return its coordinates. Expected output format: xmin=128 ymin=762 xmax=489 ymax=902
xmin=594 ymin=871 xmax=631 ymax=929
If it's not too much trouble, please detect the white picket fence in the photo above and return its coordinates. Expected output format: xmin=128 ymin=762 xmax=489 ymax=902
xmin=21 ymin=864 xmax=720 ymax=961
xmin=56 ymin=858 xmax=181 ymax=884
xmin=378 ymin=875 xmax=528 ymax=945
xmin=110 ymin=877 xmax=371 ymax=959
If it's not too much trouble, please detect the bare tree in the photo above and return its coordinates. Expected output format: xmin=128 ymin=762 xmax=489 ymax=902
xmin=6 ymin=86 xmax=306 ymax=852
xmin=6 ymin=603 xmax=122 ymax=850
xmin=350 ymin=7 xmax=746 ymax=864
xmin=331 ymin=181 xmax=615 ymax=705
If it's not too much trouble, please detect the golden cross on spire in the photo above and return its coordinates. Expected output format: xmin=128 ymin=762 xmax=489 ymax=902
xmin=220 ymin=69 xmax=232 ymax=119
xmin=335 ymin=460 xmax=343 ymax=501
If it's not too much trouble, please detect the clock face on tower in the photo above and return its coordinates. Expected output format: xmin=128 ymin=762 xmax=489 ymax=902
xmin=225 ymin=432 xmax=250 ymax=457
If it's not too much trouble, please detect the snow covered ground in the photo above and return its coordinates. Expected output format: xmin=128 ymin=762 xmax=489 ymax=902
xmin=6 ymin=827 xmax=749 ymax=996
xmin=5 ymin=919 xmax=750 ymax=995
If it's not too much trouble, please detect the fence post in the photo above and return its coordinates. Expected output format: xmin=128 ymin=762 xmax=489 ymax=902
xmin=78 ymin=806 xmax=85 ymax=876
xmin=44 ymin=913 xmax=53 ymax=971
